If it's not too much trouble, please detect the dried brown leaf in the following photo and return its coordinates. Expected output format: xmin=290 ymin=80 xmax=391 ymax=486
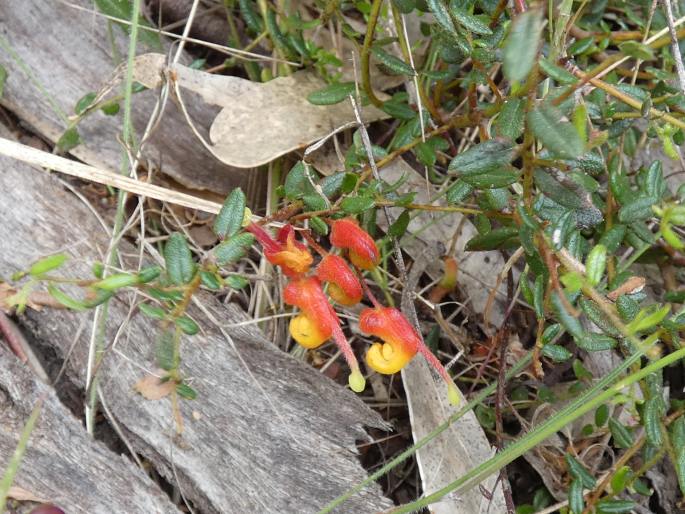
xmin=131 ymin=54 xmax=389 ymax=168
xmin=134 ymin=372 xmax=175 ymax=400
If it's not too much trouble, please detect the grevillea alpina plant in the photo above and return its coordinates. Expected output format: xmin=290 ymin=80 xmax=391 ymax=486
xmin=246 ymin=219 xmax=459 ymax=404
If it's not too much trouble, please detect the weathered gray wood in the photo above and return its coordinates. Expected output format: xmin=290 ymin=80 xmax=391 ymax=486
xmin=0 ymin=147 xmax=391 ymax=511
xmin=0 ymin=344 xmax=182 ymax=513
xmin=0 ymin=0 xmax=261 ymax=197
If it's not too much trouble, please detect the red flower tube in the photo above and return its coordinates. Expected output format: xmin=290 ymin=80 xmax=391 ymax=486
xmin=330 ymin=218 xmax=380 ymax=270
xmin=316 ymin=254 xmax=363 ymax=306
xmin=360 ymin=306 xmax=459 ymax=405
xmin=246 ymin=223 xmax=312 ymax=276
xmin=284 ymin=277 xmax=365 ymax=392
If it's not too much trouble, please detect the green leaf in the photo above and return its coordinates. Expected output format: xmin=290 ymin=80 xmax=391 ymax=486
xmin=616 ymin=295 xmax=639 ymax=322
xmin=371 ymin=47 xmax=415 ymax=75
xmin=94 ymin=0 xmax=162 ymax=50
xmin=595 ymin=404 xmax=609 ymax=426
xmin=448 ymin=139 xmax=516 ymax=175
xmin=284 ymin=161 xmax=317 ymax=200
xmin=494 ymin=98 xmax=525 ymax=140
xmin=534 ymin=169 xmax=603 ymax=228
xmin=462 ymin=167 xmax=519 ymax=188
xmin=542 ymin=344 xmax=572 ymax=362
xmin=0 ymin=64 xmax=7 ymax=98
xmin=57 ymin=126 xmax=82 ymax=153
xmin=625 ymin=304 xmax=670 ymax=334
xmin=451 ymin=9 xmax=492 ymax=35
xmin=155 ymin=329 xmax=175 ymax=371
xmin=93 ymin=273 xmax=139 ymax=291
xmin=427 ymin=0 xmax=456 ymax=35
xmin=307 ymin=82 xmax=355 ymax=105
xmin=200 ymin=270 xmax=222 ymax=290
xmin=610 ymin=466 xmax=633 ymax=494
xmin=599 ymin=225 xmax=626 ymax=253
xmin=388 ymin=210 xmax=411 ymax=238
xmin=310 ymin=216 xmax=329 ymax=236
xmin=320 ymin=172 xmax=357 ymax=198
xmin=239 ymin=0 xmax=264 ymax=34
xmin=74 ymin=92 xmax=96 ymax=115
xmin=47 ymin=285 xmax=87 ymax=311
xmin=164 ymin=233 xmax=195 ymax=285
xmin=226 ymin=275 xmax=249 ymax=289
xmin=538 ymin=58 xmax=577 ymax=85
xmin=528 ymin=104 xmax=584 ymax=158
xmin=213 ymin=188 xmax=247 ymax=238
xmin=568 ymin=478 xmax=584 ymax=514
xmin=503 ymin=9 xmax=543 ymax=84
xmin=176 ymin=383 xmax=198 ymax=400
xmin=415 ymin=141 xmax=437 ymax=166
xmin=643 ymin=396 xmax=663 ymax=446
xmin=137 ymin=265 xmax=162 ymax=283
xmin=213 ymin=233 xmax=255 ymax=266
xmin=596 ymin=499 xmax=636 ymax=513
xmin=585 ymin=244 xmax=607 ymax=286
xmin=676 ymin=446 xmax=685 ymax=496
xmin=619 ymin=41 xmax=654 ymax=60
xmin=138 ymin=302 xmax=166 ymax=320
xmin=446 ymin=180 xmax=474 ymax=204
xmin=176 ymin=316 xmax=199 ymax=335
xmin=542 ymin=323 xmax=562 ymax=344
xmin=533 ymin=274 xmax=545 ymax=319
xmin=100 ymin=101 xmax=120 ymax=116
xmin=565 ymin=454 xmax=596 ymax=488
xmin=618 ymin=196 xmax=657 ymax=223
xmin=580 ymin=298 xmax=621 ymax=336
xmin=29 ymin=254 xmax=67 ymax=276
xmin=341 ymin=195 xmax=375 ymax=214
xmin=552 ymin=292 xmax=583 ymax=339
xmin=465 ymin=227 xmax=519 ymax=251
xmin=577 ymin=333 xmax=617 ymax=351
xmin=609 ymin=417 xmax=634 ymax=448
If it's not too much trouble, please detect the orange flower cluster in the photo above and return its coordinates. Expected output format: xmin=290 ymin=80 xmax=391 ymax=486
xmin=247 ymin=218 xmax=458 ymax=404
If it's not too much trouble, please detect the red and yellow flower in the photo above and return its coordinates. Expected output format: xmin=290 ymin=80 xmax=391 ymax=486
xmin=316 ymin=254 xmax=363 ymax=306
xmin=283 ymin=277 xmax=365 ymax=392
xmin=359 ymin=307 xmax=419 ymax=374
xmin=246 ymin=223 xmax=312 ymax=276
xmin=360 ymin=306 xmax=460 ymax=405
xmin=330 ymin=218 xmax=380 ymax=270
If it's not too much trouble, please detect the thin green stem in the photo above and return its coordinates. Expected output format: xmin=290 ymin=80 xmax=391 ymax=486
xmin=0 ymin=399 xmax=43 ymax=514
xmin=361 ymin=0 xmax=384 ymax=108
xmin=85 ymin=0 xmax=142 ymax=434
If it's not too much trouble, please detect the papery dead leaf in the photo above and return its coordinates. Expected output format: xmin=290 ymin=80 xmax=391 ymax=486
xmin=402 ymin=358 xmax=507 ymax=513
xmin=131 ymin=53 xmax=389 ymax=169
xmin=134 ymin=372 xmax=175 ymax=400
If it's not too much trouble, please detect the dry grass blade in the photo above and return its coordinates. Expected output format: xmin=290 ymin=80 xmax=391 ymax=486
xmin=0 ymin=137 xmax=223 ymax=215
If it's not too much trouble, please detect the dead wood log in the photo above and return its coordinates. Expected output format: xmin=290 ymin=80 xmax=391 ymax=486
xmin=0 ymin=344 xmax=182 ymax=513
xmin=0 ymin=146 xmax=391 ymax=511
xmin=0 ymin=0 xmax=262 ymax=197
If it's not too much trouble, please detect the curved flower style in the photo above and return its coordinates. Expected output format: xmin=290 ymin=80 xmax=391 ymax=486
xmin=330 ymin=218 xmax=380 ymax=270
xmin=284 ymin=277 xmax=365 ymax=392
xmin=316 ymin=254 xmax=363 ymax=306
xmin=246 ymin=223 xmax=312 ymax=276
xmin=360 ymin=306 xmax=460 ymax=405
